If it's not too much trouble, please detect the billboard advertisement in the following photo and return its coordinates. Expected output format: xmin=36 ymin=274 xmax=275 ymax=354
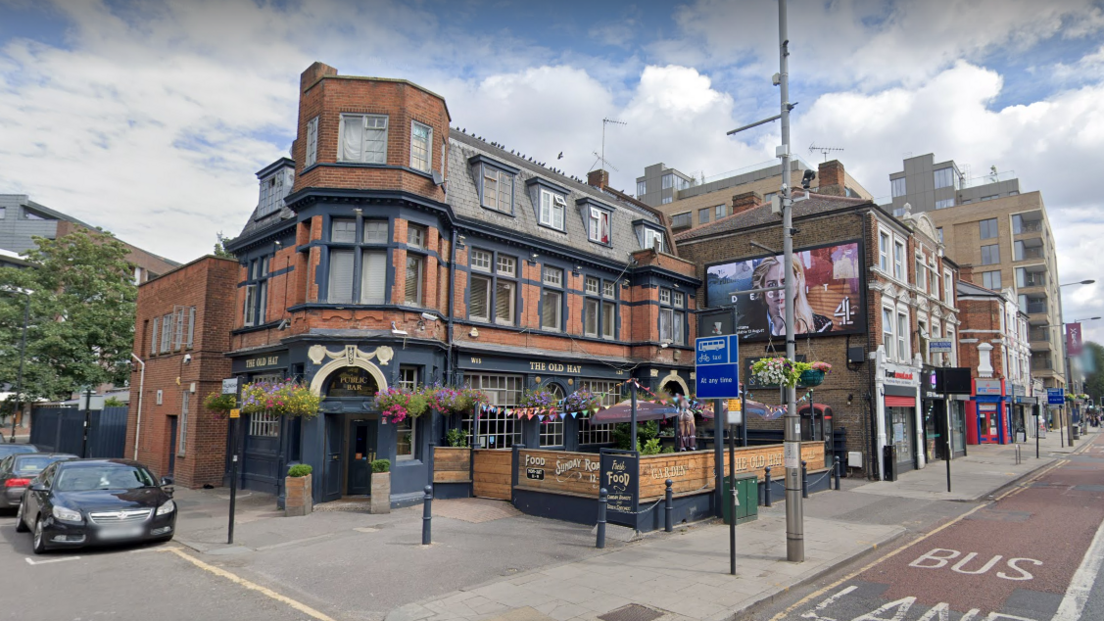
xmin=705 ymin=241 xmax=865 ymax=342
xmin=1066 ymin=322 xmax=1083 ymax=356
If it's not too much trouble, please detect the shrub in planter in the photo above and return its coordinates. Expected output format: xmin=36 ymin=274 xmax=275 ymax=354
xmin=369 ymin=459 xmax=391 ymax=514
xmin=284 ymin=463 xmax=314 ymax=517
xmin=445 ymin=428 xmax=468 ymax=448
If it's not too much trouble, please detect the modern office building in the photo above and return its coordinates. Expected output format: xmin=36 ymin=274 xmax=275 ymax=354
xmin=638 ymin=159 xmax=873 ymax=232
xmin=888 ymin=154 xmax=1065 ymax=389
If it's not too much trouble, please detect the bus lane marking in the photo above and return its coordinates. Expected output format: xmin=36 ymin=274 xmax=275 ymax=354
xmin=907 ymin=549 xmax=1042 ymax=580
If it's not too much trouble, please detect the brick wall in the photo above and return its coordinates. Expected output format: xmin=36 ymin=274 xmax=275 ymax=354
xmin=127 ymin=256 xmax=238 ymax=488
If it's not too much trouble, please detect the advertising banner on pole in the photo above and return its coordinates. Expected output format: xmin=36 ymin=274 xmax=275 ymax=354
xmin=1067 ymin=322 xmax=1083 ymax=356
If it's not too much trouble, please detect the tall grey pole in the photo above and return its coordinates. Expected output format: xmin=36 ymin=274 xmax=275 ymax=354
xmin=778 ymin=0 xmax=804 ymax=563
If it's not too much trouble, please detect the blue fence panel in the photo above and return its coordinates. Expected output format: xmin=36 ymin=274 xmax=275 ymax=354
xmin=31 ymin=406 xmax=127 ymax=457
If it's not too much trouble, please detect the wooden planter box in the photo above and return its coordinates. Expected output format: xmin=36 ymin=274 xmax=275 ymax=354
xmin=285 ymin=475 xmax=312 ymax=517
xmin=370 ymin=472 xmax=391 ymax=514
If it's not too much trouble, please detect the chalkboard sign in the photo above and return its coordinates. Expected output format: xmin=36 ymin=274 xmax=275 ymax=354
xmin=600 ymin=449 xmax=639 ymax=528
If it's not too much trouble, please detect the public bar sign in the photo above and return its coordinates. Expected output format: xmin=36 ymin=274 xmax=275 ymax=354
xmin=695 ymin=335 xmax=741 ymax=399
xmin=600 ymin=450 xmax=639 ymax=528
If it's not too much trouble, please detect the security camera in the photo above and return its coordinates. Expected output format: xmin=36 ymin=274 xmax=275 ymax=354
xmin=183 ymin=354 xmax=192 ymax=364
xmin=801 ymin=169 xmax=816 ymax=189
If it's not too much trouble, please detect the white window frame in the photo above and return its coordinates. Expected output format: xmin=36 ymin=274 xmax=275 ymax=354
xmin=577 ymin=380 xmax=619 ymax=445
xmin=915 ymin=255 xmax=926 ymax=291
xmin=584 ymin=298 xmax=599 ymax=337
xmin=944 ymin=270 xmax=954 ymax=304
xmin=539 ymin=189 xmax=566 ymax=230
xmin=338 ymin=114 xmax=388 ymax=164
xmin=878 ymin=230 xmax=890 ymax=273
xmin=405 ymin=253 xmax=424 ymax=306
xmin=945 ymin=327 xmax=957 ymax=366
xmin=471 ymin=249 xmax=492 ymax=272
xmin=644 ymin=228 xmax=665 ymax=251
xmin=463 ymin=374 xmax=523 ymax=448
xmin=482 ymin=166 xmax=514 ymax=213
xmin=178 ymin=392 xmax=189 ymax=457
xmin=882 ymin=306 xmax=895 ymax=360
xmin=893 ymin=239 xmax=905 ymax=281
xmin=396 ymin=417 xmax=416 ymax=460
xmin=585 ymin=276 xmax=599 ymax=295
xmin=588 ymin=207 xmax=611 ymax=244
xmin=305 ymin=116 xmax=319 ymax=168
xmin=410 ymin=121 xmax=432 ymax=173
xmin=897 ymin=309 xmax=910 ymax=363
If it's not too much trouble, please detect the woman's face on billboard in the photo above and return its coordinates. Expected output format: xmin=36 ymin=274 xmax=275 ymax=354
xmin=763 ymin=262 xmax=784 ymax=314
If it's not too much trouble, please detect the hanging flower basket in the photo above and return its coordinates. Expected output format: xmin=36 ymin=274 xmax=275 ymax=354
xmin=561 ymin=388 xmax=600 ymax=418
xmin=799 ymin=369 xmax=825 ymax=387
xmin=375 ymin=387 xmax=428 ymax=424
xmin=240 ymin=380 xmax=321 ymax=418
xmin=518 ymin=389 xmax=559 ymax=415
xmin=751 ymin=358 xmax=806 ymax=388
xmin=203 ymin=392 xmax=237 ymax=419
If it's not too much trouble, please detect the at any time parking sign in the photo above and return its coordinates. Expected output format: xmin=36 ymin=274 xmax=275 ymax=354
xmin=695 ymin=335 xmax=740 ymax=399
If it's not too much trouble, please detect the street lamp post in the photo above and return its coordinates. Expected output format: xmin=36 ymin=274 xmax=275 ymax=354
xmin=1054 ymin=280 xmax=1096 ymax=446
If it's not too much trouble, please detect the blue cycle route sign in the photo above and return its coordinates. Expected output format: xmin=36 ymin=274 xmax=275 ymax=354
xmin=1047 ymin=388 xmax=1065 ymax=405
xmin=695 ymin=335 xmax=740 ymax=399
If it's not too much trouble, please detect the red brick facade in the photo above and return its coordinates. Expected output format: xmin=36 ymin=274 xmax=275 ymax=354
xmin=126 ymin=256 xmax=238 ymax=487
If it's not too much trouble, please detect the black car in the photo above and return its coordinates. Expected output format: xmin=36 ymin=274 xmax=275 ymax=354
xmin=0 ymin=453 xmax=77 ymax=510
xmin=0 ymin=444 xmax=41 ymax=460
xmin=17 ymin=459 xmax=176 ymax=554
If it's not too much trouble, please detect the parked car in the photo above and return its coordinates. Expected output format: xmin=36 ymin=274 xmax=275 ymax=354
xmin=0 ymin=444 xmax=42 ymax=460
xmin=0 ymin=453 xmax=78 ymax=510
xmin=16 ymin=459 xmax=176 ymax=554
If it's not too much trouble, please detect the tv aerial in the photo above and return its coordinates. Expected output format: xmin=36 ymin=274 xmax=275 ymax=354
xmin=809 ymin=142 xmax=844 ymax=162
xmin=592 ymin=118 xmax=627 ymax=172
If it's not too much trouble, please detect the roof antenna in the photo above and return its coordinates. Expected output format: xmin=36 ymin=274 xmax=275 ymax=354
xmin=595 ymin=118 xmax=627 ymax=172
xmin=808 ymin=142 xmax=844 ymax=162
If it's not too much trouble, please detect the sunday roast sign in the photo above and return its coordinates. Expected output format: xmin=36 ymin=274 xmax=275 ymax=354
xmin=517 ymin=450 xmax=602 ymax=495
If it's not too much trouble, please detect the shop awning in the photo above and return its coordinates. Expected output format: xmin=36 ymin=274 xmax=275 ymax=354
xmin=885 ymin=395 xmax=915 ymax=408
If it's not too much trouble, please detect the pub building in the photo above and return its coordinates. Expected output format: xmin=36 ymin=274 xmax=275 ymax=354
xmin=675 ymin=184 xmax=962 ymax=481
xmin=221 ymin=63 xmax=699 ymax=508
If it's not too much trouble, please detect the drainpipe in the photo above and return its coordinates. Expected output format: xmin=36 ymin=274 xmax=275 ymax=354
xmin=131 ymin=353 xmax=145 ymax=461
xmin=447 ymin=229 xmax=458 ymax=385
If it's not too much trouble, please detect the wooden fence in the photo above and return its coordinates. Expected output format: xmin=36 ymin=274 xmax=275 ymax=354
xmin=472 ymin=449 xmax=511 ymax=500
xmin=433 ymin=447 xmax=472 ymax=483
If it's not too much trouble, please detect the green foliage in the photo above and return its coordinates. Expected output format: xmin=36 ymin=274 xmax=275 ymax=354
xmin=0 ymin=230 xmax=137 ymax=401
xmin=213 ymin=232 xmax=235 ymax=258
xmin=445 ymin=428 xmax=468 ymax=448
xmin=203 ymin=392 xmax=237 ymax=413
xmin=640 ymin=437 xmax=663 ymax=456
xmin=287 ymin=464 xmax=313 ymax=478
xmin=613 ymin=420 xmax=659 ymax=451
xmin=371 ymin=459 xmax=391 ymax=473
xmin=1085 ymin=342 xmax=1104 ymax=404
xmin=661 ymin=445 xmax=675 ymax=454
xmin=103 ymin=396 xmax=126 ymax=407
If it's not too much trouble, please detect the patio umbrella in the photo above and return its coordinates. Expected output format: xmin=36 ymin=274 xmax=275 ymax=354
xmin=590 ymin=399 xmax=678 ymax=424
xmin=700 ymin=398 xmax=785 ymax=420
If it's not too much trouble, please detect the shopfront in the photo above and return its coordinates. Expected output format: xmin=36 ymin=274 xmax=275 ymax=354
xmin=876 ymin=354 xmax=922 ymax=477
xmin=966 ymin=378 xmax=1009 ymax=445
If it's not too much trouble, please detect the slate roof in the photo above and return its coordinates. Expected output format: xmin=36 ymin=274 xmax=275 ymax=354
xmin=956 ymin=279 xmax=1002 ymax=297
xmin=675 ymin=194 xmax=872 ymax=242
xmin=447 ymin=130 xmax=664 ymax=261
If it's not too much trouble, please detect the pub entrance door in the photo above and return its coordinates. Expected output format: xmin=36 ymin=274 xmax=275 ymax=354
xmin=347 ymin=419 xmax=377 ymax=496
xmin=322 ymin=414 xmax=344 ymax=502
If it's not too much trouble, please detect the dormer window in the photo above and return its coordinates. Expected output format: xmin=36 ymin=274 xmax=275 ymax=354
xmin=339 ymin=114 xmax=387 ymax=164
xmin=256 ymin=165 xmax=294 ymax=220
xmin=643 ymin=228 xmax=664 ymax=252
xmin=539 ymin=189 xmax=566 ymax=230
xmin=588 ymin=207 xmax=611 ymax=244
xmin=483 ymin=167 xmax=514 ymax=213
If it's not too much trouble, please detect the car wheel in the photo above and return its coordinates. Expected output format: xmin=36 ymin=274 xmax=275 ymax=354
xmin=15 ymin=502 xmax=28 ymax=533
xmin=32 ymin=516 xmax=47 ymax=555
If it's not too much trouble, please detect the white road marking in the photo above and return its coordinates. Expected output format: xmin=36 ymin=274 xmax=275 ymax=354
xmin=800 ymin=585 xmax=858 ymax=620
xmin=25 ymin=556 xmax=80 ymax=565
xmin=1052 ymin=503 xmax=1104 ymax=621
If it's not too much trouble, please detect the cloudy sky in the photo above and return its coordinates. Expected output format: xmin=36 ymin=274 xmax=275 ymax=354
xmin=2 ymin=0 xmax=1103 ymax=341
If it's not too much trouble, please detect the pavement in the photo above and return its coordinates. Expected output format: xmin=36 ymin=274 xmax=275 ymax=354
xmin=377 ymin=434 xmax=1082 ymax=621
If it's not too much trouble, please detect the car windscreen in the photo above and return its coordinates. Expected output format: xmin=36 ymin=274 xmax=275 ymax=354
xmin=14 ymin=455 xmax=72 ymax=475
xmin=54 ymin=465 xmax=157 ymax=492
xmin=0 ymin=445 xmax=38 ymax=458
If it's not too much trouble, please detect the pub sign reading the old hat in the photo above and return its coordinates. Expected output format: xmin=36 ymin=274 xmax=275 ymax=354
xmin=325 ymin=367 xmax=379 ymax=398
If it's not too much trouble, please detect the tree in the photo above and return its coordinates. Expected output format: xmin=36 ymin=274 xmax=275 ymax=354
xmin=0 ymin=230 xmax=137 ymax=401
xmin=213 ymin=232 xmax=235 ymax=259
xmin=1083 ymin=342 xmax=1104 ymax=405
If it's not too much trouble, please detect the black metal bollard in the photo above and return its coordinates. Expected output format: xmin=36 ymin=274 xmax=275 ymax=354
xmin=422 ymin=485 xmax=433 ymax=545
xmin=802 ymin=460 xmax=809 ymax=499
xmin=664 ymin=479 xmax=674 ymax=533
xmin=764 ymin=467 xmax=772 ymax=507
xmin=596 ymin=488 xmax=608 ymax=549
xmin=834 ymin=456 xmax=842 ymax=491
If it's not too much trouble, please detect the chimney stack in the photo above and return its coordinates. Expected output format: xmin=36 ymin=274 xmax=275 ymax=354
xmin=731 ymin=190 xmax=764 ymax=216
xmin=301 ymin=62 xmax=337 ymax=92
xmin=587 ymin=169 xmax=609 ymax=189
xmin=817 ymin=160 xmax=846 ymax=196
